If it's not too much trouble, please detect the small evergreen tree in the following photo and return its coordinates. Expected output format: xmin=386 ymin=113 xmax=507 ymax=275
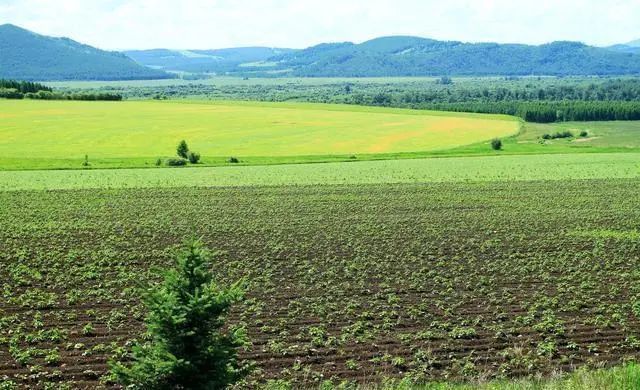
xmin=110 ymin=240 xmax=247 ymax=389
xmin=177 ymin=140 xmax=189 ymax=159
xmin=491 ymin=138 xmax=503 ymax=151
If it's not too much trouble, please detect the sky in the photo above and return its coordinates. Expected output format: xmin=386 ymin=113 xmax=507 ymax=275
xmin=1 ymin=0 xmax=639 ymax=50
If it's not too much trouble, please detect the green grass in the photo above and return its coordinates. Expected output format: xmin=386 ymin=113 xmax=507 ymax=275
xmin=0 ymin=99 xmax=518 ymax=170
xmin=440 ymin=121 xmax=640 ymax=156
xmin=375 ymin=363 xmax=640 ymax=389
xmin=0 ymin=152 xmax=637 ymax=191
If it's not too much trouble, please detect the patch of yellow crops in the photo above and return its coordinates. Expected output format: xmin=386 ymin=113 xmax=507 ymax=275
xmin=0 ymin=100 xmax=519 ymax=159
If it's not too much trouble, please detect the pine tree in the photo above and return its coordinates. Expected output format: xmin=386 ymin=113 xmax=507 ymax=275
xmin=177 ymin=140 xmax=189 ymax=159
xmin=110 ymin=240 xmax=247 ymax=389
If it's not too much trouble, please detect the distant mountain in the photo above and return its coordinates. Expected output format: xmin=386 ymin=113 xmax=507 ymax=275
xmin=125 ymin=47 xmax=295 ymax=73
xmin=625 ymin=39 xmax=640 ymax=47
xmin=607 ymin=39 xmax=640 ymax=55
xmin=0 ymin=24 xmax=170 ymax=81
xmin=131 ymin=36 xmax=640 ymax=77
xmin=269 ymin=36 xmax=640 ymax=77
xmin=4 ymin=26 xmax=640 ymax=79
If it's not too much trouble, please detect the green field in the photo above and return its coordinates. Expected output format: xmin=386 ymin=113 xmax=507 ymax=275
xmin=0 ymin=100 xmax=518 ymax=169
xmin=2 ymin=91 xmax=640 ymax=389
xmin=0 ymin=152 xmax=638 ymax=191
xmin=438 ymin=121 xmax=640 ymax=156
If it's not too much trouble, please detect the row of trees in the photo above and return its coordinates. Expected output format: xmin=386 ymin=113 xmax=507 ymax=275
xmin=0 ymin=79 xmax=123 ymax=101
xmin=420 ymin=101 xmax=640 ymax=123
xmin=0 ymin=88 xmax=123 ymax=101
xmin=0 ymin=79 xmax=52 ymax=93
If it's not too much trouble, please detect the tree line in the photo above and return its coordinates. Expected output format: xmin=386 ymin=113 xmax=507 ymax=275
xmin=0 ymin=79 xmax=52 ymax=93
xmin=0 ymin=79 xmax=122 ymax=101
xmin=415 ymin=101 xmax=640 ymax=123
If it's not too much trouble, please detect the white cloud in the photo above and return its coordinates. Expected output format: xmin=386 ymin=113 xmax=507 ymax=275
xmin=0 ymin=0 xmax=639 ymax=50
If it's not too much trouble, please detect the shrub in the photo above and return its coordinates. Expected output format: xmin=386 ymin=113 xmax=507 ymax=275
xmin=436 ymin=76 xmax=453 ymax=85
xmin=491 ymin=138 xmax=503 ymax=151
xmin=187 ymin=151 xmax=201 ymax=164
xmin=557 ymin=130 xmax=574 ymax=139
xmin=580 ymin=130 xmax=589 ymax=137
xmin=82 ymin=155 xmax=90 ymax=167
xmin=165 ymin=158 xmax=187 ymax=167
xmin=0 ymin=88 xmax=24 ymax=99
xmin=155 ymin=158 xmax=162 ymax=166
xmin=542 ymin=131 xmax=576 ymax=140
xmin=176 ymin=140 xmax=189 ymax=159
xmin=110 ymin=240 xmax=247 ymax=389
xmin=28 ymin=91 xmax=66 ymax=100
xmin=228 ymin=157 xmax=240 ymax=164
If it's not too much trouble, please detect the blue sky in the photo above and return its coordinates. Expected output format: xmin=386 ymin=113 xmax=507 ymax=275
xmin=1 ymin=0 xmax=639 ymax=50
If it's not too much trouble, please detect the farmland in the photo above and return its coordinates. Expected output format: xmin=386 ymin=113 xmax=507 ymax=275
xmin=3 ymin=3 xmax=640 ymax=388
xmin=0 ymin=100 xmax=518 ymax=170
xmin=0 ymin=152 xmax=638 ymax=191
xmin=1 ymin=178 xmax=639 ymax=388
xmin=1 ymin=82 xmax=640 ymax=389
xmin=0 ymin=96 xmax=640 ymax=388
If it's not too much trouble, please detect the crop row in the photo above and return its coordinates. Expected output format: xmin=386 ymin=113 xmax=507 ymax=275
xmin=0 ymin=179 xmax=639 ymax=388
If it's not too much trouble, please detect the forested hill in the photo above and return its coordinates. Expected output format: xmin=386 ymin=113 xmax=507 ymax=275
xmin=607 ymin=39 xmax=640 ymax=55
xmin=0 ymin=24 xmax=171 ymax=81
xmin=124 ymin=47 xmax=295 ymax=73
xmin=270 ymin=36 xmax=640 ymax=77
xmin=128 ymin=36 xmax=640 ymax=77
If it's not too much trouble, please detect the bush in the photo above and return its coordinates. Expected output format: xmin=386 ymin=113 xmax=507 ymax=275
xmin=176 ymin=140 xmax=189 ymax=159
xmin=110 ymin=240 xmax=247 ymax=389
xmin=542 ymin=131 xmax=574 ymax=140
xmin=491 ymin=138 xmax=503 ymax=151
xmin=165 ymin=158 xmax=187 ymax=167
xmin=155 ymin=158 xmax=162 ymax=166
xmin=228 ymin=157 xmax=240 ymax=164
xmin=26 ymin=90 xmax=65 ymax=100
xmin=436 ymin=76 xmax=453 ymax=85
xmin=0 ymin=88 xmax=24 ymax=99
xmin=187 ymin=151 xmax=201 ymax=164
xmin=580 ymin=130 xmax=589 ymax=137
xmin=556 ymin=130 xmax=574 ymax=139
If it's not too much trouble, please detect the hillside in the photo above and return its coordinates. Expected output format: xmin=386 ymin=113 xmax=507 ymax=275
xmin=0 ymin=24 xmax=170 ymax=81
xmin=128 ymin=36 xmax=640 ymax=77
xmin=125 ymin=47 xmax=295 ymax=73
xmin=270 ymin=36 xmax=640 ymax=77
xmin=607 ymin=39 xmax=640 ymax=55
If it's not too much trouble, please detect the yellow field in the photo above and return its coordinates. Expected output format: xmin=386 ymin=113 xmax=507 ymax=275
xmin=0 ymin=100 xmax=519 ymax=160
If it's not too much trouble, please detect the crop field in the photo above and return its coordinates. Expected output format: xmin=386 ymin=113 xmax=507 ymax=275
xmin=0 ymin=152 xmax=638 ymax=191
xmin=0 ymin=178 xmax=639 ymax=388
xmin=1 ymin=89 xmax=640 ymax=389
xmin=0 ymin=100 xmax=518 ymax=169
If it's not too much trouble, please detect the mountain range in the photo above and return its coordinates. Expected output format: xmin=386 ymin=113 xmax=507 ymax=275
xmin=127 ymin=37 xmax=640 ymax=77
xmin=607 ymin=39 xmax=640 ymax=55
xmin=1 ymin=24 xmax=640 ymax=80
xmin=268 ymin=37 xmax=640 ymax=77
xmin=0 ymin=24 xmax=170 ymax=81
xmin=124 ymin=47 xmax=294 ymax=73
